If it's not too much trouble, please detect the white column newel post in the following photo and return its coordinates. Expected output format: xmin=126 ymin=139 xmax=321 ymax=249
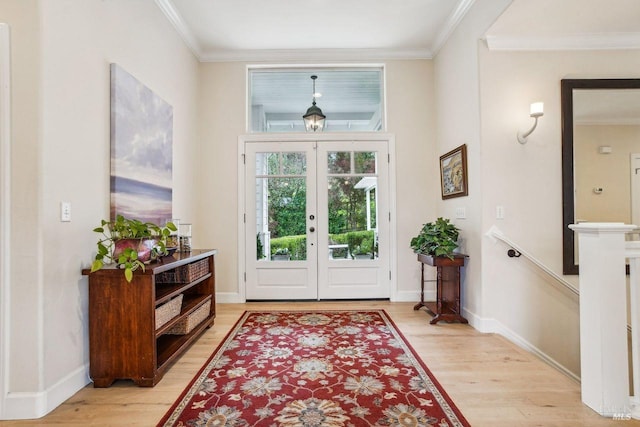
xmin=569 ymin=223 xmax=636 ymax=417
xmin=627 ymin=241 xmax=640 ymax=419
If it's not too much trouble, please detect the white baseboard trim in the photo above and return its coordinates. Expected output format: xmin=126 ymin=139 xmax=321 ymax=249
xmin=2 ymin=364 xmax=89 ymax=420
xmin=463 ymin=307 xmax=580 ymax=383
xmin=215 ymin=291 xmax=244 ymax=304
xmin=392 ymin=290 xmax=435 ymax=303
xmin=215 ymin=291 xmax=436 ymax=304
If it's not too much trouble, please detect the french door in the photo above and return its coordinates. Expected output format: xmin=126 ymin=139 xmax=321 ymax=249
xmin=244 ymin=139 xmax=390 ymax=300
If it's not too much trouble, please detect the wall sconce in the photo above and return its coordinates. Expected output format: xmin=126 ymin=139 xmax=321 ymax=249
xmin=517 ymin=102 xmax=544 ymax=144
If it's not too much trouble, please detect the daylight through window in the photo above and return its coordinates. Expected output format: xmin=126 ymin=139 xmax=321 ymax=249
xmin=249 ymin=67 xmax=384 ymax=133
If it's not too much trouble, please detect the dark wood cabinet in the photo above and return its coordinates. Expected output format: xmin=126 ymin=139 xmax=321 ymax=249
xmin=414 ymin=253 xmax=468 ymax=324
xmin=82 ymin=249 xmax=217 ymax=387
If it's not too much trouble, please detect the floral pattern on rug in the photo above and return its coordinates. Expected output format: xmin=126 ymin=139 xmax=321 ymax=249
xmin=158 ymin=310 xmax=469 ymax=427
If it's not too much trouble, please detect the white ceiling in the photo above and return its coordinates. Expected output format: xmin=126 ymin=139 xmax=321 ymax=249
xmin=154 ymin=0 xmax=640 ymax=128
xmin=486 ymin=0 xmax=640 ymax=50
xmin=156 ymin=0 xmax=475 ymax=61
xmin=157 ymin=0 xmax=640 ymax=61
xmin=486 ymin=0 xmax=640 ymax=125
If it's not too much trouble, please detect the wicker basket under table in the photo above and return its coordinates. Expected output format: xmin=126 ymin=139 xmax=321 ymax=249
xmin=156 ymin=258 xmax=209 ymax=284
xmin=166 ymin=297 xmax=212 ymax=335
xmin=155 ymin=294 xmax=183 ymax=329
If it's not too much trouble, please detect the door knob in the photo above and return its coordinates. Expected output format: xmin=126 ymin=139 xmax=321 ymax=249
xmin=309 ymin=227 xmax=315 ymax=232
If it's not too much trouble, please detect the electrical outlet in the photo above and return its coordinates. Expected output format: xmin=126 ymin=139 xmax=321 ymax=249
xmin=496 ymin=205 xmax=505 ymax=220
xmin=60 ymin=202 xmax=71 ymax=222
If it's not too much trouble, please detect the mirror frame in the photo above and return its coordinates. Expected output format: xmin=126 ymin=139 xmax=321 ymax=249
xmin=561 ymin=78 xmax=640 ymax=274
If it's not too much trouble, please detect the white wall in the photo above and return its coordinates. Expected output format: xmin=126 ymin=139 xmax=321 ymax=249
xmin=477 ymin=46 xmax=640 ymax=376
xmin=2 ymin=0 xmax=200 ymax=419
xmin=2 ymin=0 xmax=42 ymax=401
xmin=433 ymin=0 xmax=640 ymax=377
xmin=434 ymin=0 xmax=513 ymax=320
xmin=197 ymin=60 xmax=436 ymax=302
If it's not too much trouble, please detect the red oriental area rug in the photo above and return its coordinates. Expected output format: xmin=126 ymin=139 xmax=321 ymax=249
xmin=157 ymin=310 xmax=470 ymax=427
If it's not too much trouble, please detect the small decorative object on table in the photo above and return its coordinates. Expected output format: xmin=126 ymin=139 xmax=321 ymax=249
xmin=165 ymin=218 xmax=180 ymax=253
xmin=179 ymin=223 xmax=192 ymax=252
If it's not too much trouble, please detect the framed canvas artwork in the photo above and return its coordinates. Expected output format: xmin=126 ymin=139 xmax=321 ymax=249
xmin=110 ymin=64 xmax=173 ymax=225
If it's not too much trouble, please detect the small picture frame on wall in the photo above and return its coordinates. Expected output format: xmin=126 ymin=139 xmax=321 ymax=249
xmin=440 ymin=144 xmax=468 ymax=199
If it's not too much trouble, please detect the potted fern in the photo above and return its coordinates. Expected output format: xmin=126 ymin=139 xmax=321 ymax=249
xmin=410 ymin=217 xmax=459 ymax=259
xmin=90 ymin=215 xmax=177 ymax=282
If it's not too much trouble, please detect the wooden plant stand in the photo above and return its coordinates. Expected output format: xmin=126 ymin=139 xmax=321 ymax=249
xmin=414 ymin=253 xmax=468 ymax=324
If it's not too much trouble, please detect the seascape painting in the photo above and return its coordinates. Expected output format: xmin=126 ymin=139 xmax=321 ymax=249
xmin=110 ymin=64 xmax=173 ymax=225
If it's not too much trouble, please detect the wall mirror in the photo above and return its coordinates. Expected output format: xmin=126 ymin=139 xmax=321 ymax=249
xmin=562 ymin=78 xmax=640 ymax=274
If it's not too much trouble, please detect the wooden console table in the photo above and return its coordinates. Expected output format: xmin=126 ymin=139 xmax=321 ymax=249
xmin=414 ymin=253 xmax=468 ymax=324
xmin=82 ymin=249 xmax=217 ymax=387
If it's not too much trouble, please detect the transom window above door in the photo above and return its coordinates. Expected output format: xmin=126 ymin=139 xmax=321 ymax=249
xmin=248 ymin=67 xmax=385 ymax=133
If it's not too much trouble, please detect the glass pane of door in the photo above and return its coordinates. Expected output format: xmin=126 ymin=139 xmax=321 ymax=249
xmin=326 ymin=151 xmax=378 ymax=261
xmin=255 ymin=152 xmax=307 ymax=262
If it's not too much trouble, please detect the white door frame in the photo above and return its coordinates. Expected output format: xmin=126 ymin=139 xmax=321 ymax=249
xmin=237 ymin=133 xmax=397 ymax=303
xmin=0 ymin=23 xmax=11 ymax=419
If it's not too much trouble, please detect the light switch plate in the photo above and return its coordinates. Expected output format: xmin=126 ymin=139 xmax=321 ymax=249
xmin=60 ymin=202 xmax=71 ymax=222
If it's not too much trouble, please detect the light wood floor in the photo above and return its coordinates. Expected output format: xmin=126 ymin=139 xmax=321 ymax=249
xmin=2 ymin=301 xmax=638 ymax=426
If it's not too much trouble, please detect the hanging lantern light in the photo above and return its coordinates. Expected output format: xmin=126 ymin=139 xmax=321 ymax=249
xmin=303 ymin=75 xmax=326 ymax=132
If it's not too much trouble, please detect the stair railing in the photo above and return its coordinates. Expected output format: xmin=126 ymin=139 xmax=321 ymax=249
xmin=485 ymin=225 xmax=578 ymax=295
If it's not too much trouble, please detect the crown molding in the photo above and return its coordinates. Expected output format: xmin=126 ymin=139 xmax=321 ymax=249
xmin=155 ymin=0 xmax=435 ymax=63
xmin=199 ymin=48 xmax=433 ymax=63
xmin=154 ymin=0 xmax=203 ymax=60
xmin=486 ymin=32 xmax=640 ymax=51
xmin=431 ymin=0 xmax=476 ymax=56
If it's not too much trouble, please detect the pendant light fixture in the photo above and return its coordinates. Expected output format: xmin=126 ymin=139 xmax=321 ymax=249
xmin=303 ymin=75 xmax=326 ymax=132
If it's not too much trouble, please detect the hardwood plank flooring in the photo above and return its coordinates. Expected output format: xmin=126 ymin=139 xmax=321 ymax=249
xmin=1 ymin=301 xmax=638 ymax=426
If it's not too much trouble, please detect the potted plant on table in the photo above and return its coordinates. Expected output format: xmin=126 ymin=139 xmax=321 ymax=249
xmin=90 ymin=215 xmax=177 ymax=282
xmin=410 ymin=217 xmax=460 ymax=260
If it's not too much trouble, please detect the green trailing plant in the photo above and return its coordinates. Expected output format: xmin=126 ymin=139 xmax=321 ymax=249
xmin=90 ymin=215 xmax=177 ymax=282
xmin=410 ymin=217 xmax=459 ymax=259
